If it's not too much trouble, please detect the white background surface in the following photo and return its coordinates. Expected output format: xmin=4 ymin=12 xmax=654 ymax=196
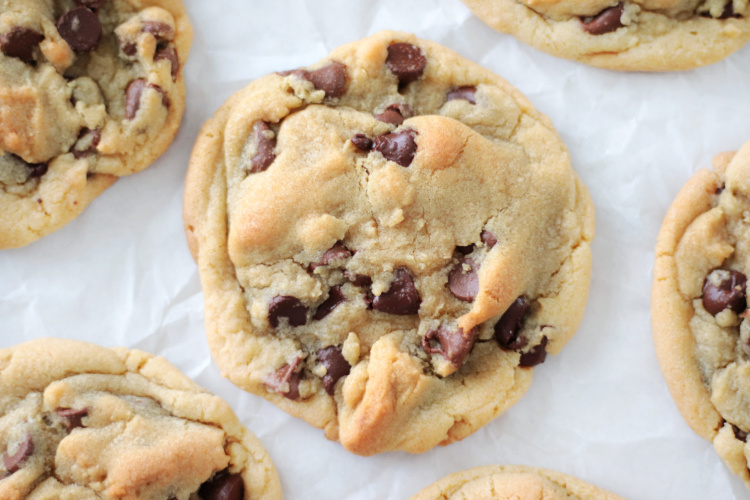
xmin=2 ymin=1 xmax=750 ymax=498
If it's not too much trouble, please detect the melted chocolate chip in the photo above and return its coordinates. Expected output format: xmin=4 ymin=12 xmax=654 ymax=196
xmin=249 ymin=121 xmax=276 ymax=174
xmin=373 ymin=129 xmax=417 ymax=167
xmin=351 ymin=134 xmax=373 ymax=151
xmin=386 ymin=43 xmax=426 ymax=86
xmin=318 ymin=346 xmax=351 ymax=394
xmin=71 ymin=128 xmax=101 ymax=159
xmin=268 ymin=295 xmax=308 ymax=328
xmin=455 ymin=244 xmax=475 ymax=255
xmin=283 ymin=62 xmax=348 ymax=98
xmin=718 ymin=2 xmax=739 ymax=18
xmin=3 ymin=434 xmax=34 ymax=473
xmin=75 ymin=0 xmax=106 ymax=10
xmin=57 ymin=6 xmax=102 ymax=52
xmin=142 ymin=21 xmax=173 ymax=39
xmin=27 ymin=162 xmax=48 ymax=179
xmin=495 ymin=296 xmax=530 ymax=349
xmin=448 ymin=258 xmax=479 ymax=302
xmin=264 ymin=358 xmax=302 ymax=400
xmin=199 ymin=470 xmax=245 ymax=500
xmin=519 ymin=336 xmax=548 ymax=367
xmin=121 ymin=40 xmax=137 ymax=56
xmin=374 ymin=104 xmax=413 ymax=126
xmin=447 ymin=86 xmax=477 ymax=104
xmin=345 ymin=270 xmax=372 ymax=287
xmin=422 ymin=326 xmax=478 ymax=368
xmin=580 ymin=4 xmax=625 ymax=35
xmin=314 ymin=286 xmax=346 ymax=321
xmin=702 ymin=269 xmax=747 ymax=316
xmin=56 ymin=407 xmax=89 ymax=431
xmin=481 ymin=230 xmax=498 ymax=249
xmin=0 ymin=27 xmax=44 ymax=62
xmin=733 ymin=424 xmax=749 ymax=442
xmin=372 ymin=267 xmax=421 ymax=315
xmin=311 ymin=242 xmax=352 ymax=271
xmin=155 ymin=46 xmax=179 ymax=81
xmin=124 ymin=79 xmax=168 ymax=119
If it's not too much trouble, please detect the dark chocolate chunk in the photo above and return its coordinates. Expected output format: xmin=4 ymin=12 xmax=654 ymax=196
xmin=314 ymin=286 xmax=346 ymax=321
xmin=71 ymin=128 xmax=101 ymax=159
xmin=580 ymin=4 xmax=624 ymax=35
xmin=142 ymin=21 xmax=174 ymax=39
xmin=386 ymin=43 xmax=426 ymax=85
xmin=318 ymin=346 xmax=351 ymax=394
xmin=372 ymin=267 xmax=421 ymax=315
xmin=125 ymin=79 xmax=146 ymax=119
xmin=120 ymin=40 xmax=137 ymax=56
xmin=345 ymin=270 xmax=372 ymax=287
xmin=27 ymin=162 xmax=48 ymax=179
xmin=702 ymin=269 xmax=747 ymax=316
xmin=311 ymin=242 xmax=352 ymax=271
xmin=374 ymin=104 xmax=413 ymax=126
xmin=519 ymin=336 xmax=548 ymax=367
xmin=448 ymin=258 xmax=479 ymax=302
xmin=249 ymin=121 xmax=276 ymax=174
xmin=199 ymin=470 xmax=245 ymax=500
xmin=733 ymin=424 xmax=749 ymax=442
xmin=481 ymin=230 xmax=498 ymax=249
xmin=447 ymin=86 xmax=477 ymax=104
xmin=268 ymin=295 xmax=307 ymax=328
xmin=422 ymin=326 xmax=478 ymax=368
xmin=718 ymin=2 xmax=739 ymax=18
xmin=155 ymin=46 xmax=179 ymax=81
xmin=373 ymin=129 xmax=417 ymax=167
xmin=351 ymin=134 xmax=373 ymax=152
xmin=455 ymin=244 xmax=475 ymax=255
xmin=56 ymin=407 xmax=89 ymax=431
xmin=0 ymin=27 xmax=44 ymax=62
xmin=75 ymin=0 xmax=106 ymax=10
xmin=264 ymin=358 xmax=302 ymax=400
xmin=283 ymin=62 xmax=348 ymax=98
xmin=57 ymin=6 xmax=102 ymax=52
xmin=3 ymin=433 xmax=34 ymax=473
xmin=495 ymin=296 xmax=530 ymax=349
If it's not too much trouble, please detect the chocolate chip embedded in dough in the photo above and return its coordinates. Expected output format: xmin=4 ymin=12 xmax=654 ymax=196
xmin=264 ymin=358 xmax=303 ymax=400
xmin=372 ymin=267 xmax=421 ymax=315
xmin=422 ymin=326 xmax=478 ymax=368
xmin=495 ymin=296 xmax=530 ymax=349
xmin=56 ymin=407 xmax=89 ymax=431
xmin=249 ymin=121 xmax=276 ymax=174
xmin=386 ymin=43 xmax=426 ymax=86
xmin=56 ymin=6 xmax=102 ymax=52
xmin=702 ymin=269 xmax=747 ymax=316
xmin=311 ymin=242 xmax=352 ymax=271
xmin=318 ymin=346 xmax=351 ymax=394
xmin=448 ymin=258 xmax=479 ymax=302
xmin=0 ymin=27 xmax=44 ymax=62
xmin=373 ymin=129 xmax=417 ymax=167
xmin=142 ymin=21 xmax=174 ymax=39
xmin=345 ymin=270 xmax=372 ymax=287
xmin=481 ymin=230 xmax=498 ymax=249
xmin=198 ymin=470 xmax=245 ymax=500
xmin=314 ymin=286 xmax=346 ymax=321
xmin=3 ymin=433 xmax=34 ymax=473
xmin=580 ymin=4 xmax=625 ymax=35
xmin=455 ymin=244 xmax=475 ymax=255
xmin=120 ymin=40 xmax=137 ymax=57
xmin=282 ymin=62 xmax=348 ymax=98
xmin=125 ymin=79 xmax=147 ymax=119
xmin=519 ymin=336 xmax=548 ymax=367
xmin=447 ymin=86 xmax=477 ymax=104
xmin=732 ymin=424 xmax=749 ymax=442
xmin=27 ymin=162 xmax=48 ymax=179
xmin=71 ymin=128 xmax=101 ymax=159
xmin=351 ymin=134 xmax=373 ymax=152
xmin=268 ymin=295 xmax=308 ymax=328
xmin=374 ymin=104 xmax=413 ymax=126
xmin=155 ymin=46 xmax=179 ymax=81
xmin=75 ymin=0 xmax=106 ymax=10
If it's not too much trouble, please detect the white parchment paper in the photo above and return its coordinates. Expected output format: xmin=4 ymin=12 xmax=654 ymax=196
xmin=3 ymin=1 xmax=750 ymax=498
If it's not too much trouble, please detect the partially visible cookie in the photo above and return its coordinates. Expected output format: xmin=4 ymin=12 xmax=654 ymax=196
xmin=0 ymin=338 xmax=282 ymax=500
xmin=462 ymin=0 xmax=750 ymax=71
xmin=652 ymin=140 xmax=750 ymax=490
xmin=185 ymin=31 xmax=594 ymax=456
xmin=409 ymin=465 xmax=625 ymax=500
xmin=0 ymin=0 xmax=192 ymax=248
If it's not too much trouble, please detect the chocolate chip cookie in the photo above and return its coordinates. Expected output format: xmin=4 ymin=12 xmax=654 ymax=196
xmin=0 ymin=338 xmax=282 ymax=500
xmin=0 ymin=0 xmax=192 ymax=248
xmin=409 ymin=465 xmax=625 ymax=499
xmin=184 ymin=31 xmax=594 ymax=456
xmin=462 ymin=0 xmax=750 ymax=71
xmin=653 ymin=140 xmax=750 ymax=489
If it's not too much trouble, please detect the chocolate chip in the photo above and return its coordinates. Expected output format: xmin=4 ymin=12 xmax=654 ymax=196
xmin=345 ymin=270 xmax=372 ymax=287
xmin=75 ymin=0 xmax=106 ymax=10
xmin=142 ymin=21 xmax=173 ymax=39
xmin=56 ymin=407 xmax=89 ymax=431
xmin=448 ymin=258 xmax=479 ymax=302
xmin=374 ymin=104 xmax=413 ymax=126
xmin=519 ymin=336 xmax=548 ymax=367
xmin=155 ymin=46 xmax=179 ymax=81
xmin=481 ymin=230 xmax=498 ymax=249
xmin=314 ymin=286 xmax=346 ymax=321
xmin=580 ymin=4 xmax=624 ymax=35
xmin=27 ymin=162 xmax=48 ymax=179
xmin=351 ymin=134 xmax=373 ymax=152
xmin=372 ymin=267 xmax=421 ymax=315
xmin=120 ymin=40 xmax=137 ymax=56
xmin=455 ymin=244 xmax=475 ymax=255
xmin=373 ymin=129 xmax=417 ymax=167
xmin=422 ymin=326 xmax=478 ymax=368
xmin=702 ymin=269 xmax=747 ymax=316
xmin=718 ymin=2 xmax=739 ymax=18
xmin=283 ymin=62 xmax=348 ymax=98
xmin=199 ymin=470 xmax=245 ymax=500
xmin=264 ymin=358 xmax=302 ymax=400
xmin=268 ymin=295 xmax=307 ymax=328
xmin=311 ymin=242 xmax=352 ymax=271
xmin=495 ymin=296 xmax=530 ymax=349
xmin=386 ymin=43 xmax=426 ymax=86
xmin=318 ymin=346 xmax=351 ymax=394
xmin=447 ymin=86 xmax=477 ymax=104
xmin=125 ymin=79 xmax=147 ymax=119
xmin=0 ymin=27 xmax=44 ymax=62
xmin=71 ymin=128 xmax=101 ymax=159
xmin=733 ymin=424 xmax=749 ymax=442
xmin=249 ymin=121 xmax=276 ymax=174
xmin=57 ymin=6 xmax=102 ymax=52
xmin=3 ymin=433 xmax=34 ymax=473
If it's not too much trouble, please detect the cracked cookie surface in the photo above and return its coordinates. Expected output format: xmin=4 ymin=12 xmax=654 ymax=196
xmin=184 ymin=31 xmax=594 ymax=456
xmin=0 ymin=338 xmax=282 ymax=500
xmin=462 ymin=0 xmax=750 ymax=71
xmin=409 ymin=465 xmax=625 ymax=500
xmin=0 ymin=0 xmax=192 ymax=248
xmin=653 ymin=140 xmax=750 ymax=490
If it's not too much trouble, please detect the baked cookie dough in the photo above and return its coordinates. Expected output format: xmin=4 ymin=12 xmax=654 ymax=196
xmin=409 ymin=465 xmax=625 ymax=499
xmin=653 ymin=140 xmax=750 ymax=489
xmin=462 ymin=0 xmax=750 ymax=71
xmin=0 ymin=0 xmax=192 ymax=248
xmin=0 ymin=338 xmax=282 ymax=500
xmin=184 ymin=31 xmax=594 ymax=456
